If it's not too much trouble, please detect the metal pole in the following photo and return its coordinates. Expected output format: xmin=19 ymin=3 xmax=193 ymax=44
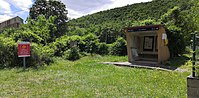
xmin=192 ymin=33 xmax=196 ymax=77
xmin=23 ymin=57 xmax=26 ymax=68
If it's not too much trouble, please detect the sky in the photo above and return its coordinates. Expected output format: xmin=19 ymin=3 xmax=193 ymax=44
xmin=0 ymin=0 xmax=152 ymax=23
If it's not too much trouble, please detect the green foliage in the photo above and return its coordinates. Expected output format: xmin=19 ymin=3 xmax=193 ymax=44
xmin=96 ymin=43 xmax=110 ymax=55
xmin=68 ymin=0 xmax=191 ymax=29
xmin=160 ymin=6 xmax=188 ymax=57
xmin=1 ymin=15 xmax=57 ymax=44
xmin=131 ymin=19 xmax=160 ymax=26
xmin=0 ymin=36 xmax=18 ymax=67
xmin=63 ymin=47 xmax=80 ymax=61
xmin=1 ymin=0 xmax=198 ymax=68
xmin=22 ymin=15 xmax=57 ymax=44
xmin=49 ymin=35 xmax=69 ymax=56
xmin=67 ymin=0 xmax=192 ymax=47
xmin=0 ymin=28 xmax=17 ymax=37
xmin=12 ymin=30 xmax=43 ymax=43
xmin=160 ymin=6 xmax=181 ymax=24
xmin=79 ymin=33 xmax=99 ymax=54
xmin=139 ymin=19 xmax=160 ymax=26
xmin=97 ymin=25 xmax=122 ymax=44
xmin=189 ymin=0 xmax=199 ymax=32
xmin=196 ymin=65 xmax=199 ymax=77
xmin=30 ymin=0 xmax=68 ymax=38
xmin=68 ymin=35 xmax=82 ymax=43
xmin=68 ymin=26 xmax=88 ymax=36
xmin=166 ymin=28 xmax=186 ymax=57
xmin=0 ymin=34 xmax=54 ymax=68
xmin=110 ymin=37 xmax=127 ymax=56
xmin=49 ymin=35 xmax=82 ymax=56
xmin=29 ymin=43 xmax=54 ymax=66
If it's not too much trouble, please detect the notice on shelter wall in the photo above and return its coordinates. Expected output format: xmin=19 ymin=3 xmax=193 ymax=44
xmin=162 ymin=33 xmax=167 ymax=39
xmin=143 ymin=36 xmax=154 ymax=51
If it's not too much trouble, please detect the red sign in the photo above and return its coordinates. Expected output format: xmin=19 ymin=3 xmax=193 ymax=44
xmin=18 ymin=42 xmax=30 ymax=57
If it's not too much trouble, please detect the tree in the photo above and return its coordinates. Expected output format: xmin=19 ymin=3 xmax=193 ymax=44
xmin=160 ymin=6 xmax=188 ymax=57
xmin=19 ymin=15 xmax=57 ymax=44
xmin=189 ymin=0 xmax=199 ymax=32
xmin=29 ymin=0 xmax=68 ymax=38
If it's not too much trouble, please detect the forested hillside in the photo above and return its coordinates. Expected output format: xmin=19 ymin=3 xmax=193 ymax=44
xmin=67 ymin=0 xmax=193 ymax=44
xmin=68 ymin=0 xmax=191 ymax=28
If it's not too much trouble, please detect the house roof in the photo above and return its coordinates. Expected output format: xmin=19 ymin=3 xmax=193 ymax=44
xmin=0 ymin=16 xmax=23 ymax=24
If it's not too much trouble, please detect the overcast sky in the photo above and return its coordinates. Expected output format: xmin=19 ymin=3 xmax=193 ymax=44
xmin=0 ymin=0 xmax=152 ymax=23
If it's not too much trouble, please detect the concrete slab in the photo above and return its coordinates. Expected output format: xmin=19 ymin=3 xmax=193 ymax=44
xmin=102 ymin=62 xmax=184 ymax=72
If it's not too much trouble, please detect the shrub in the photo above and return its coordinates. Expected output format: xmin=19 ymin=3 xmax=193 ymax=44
xmin=63 ymin=47 xmax=80 ymax=61
xmin=49 ymin=35 xmax=69 ymax=56
xmin=0 ymin=35 xmax=54 ymax=68
xmin=67 ymin=35 xmax=82 ymax=48
xmin=110 ymin=37 xmax=127 ymax=56
xmin=49 ymin=35 xmax=82 ymax=56
xmin=166 ymin=27 xmax=186 ymax=57
xmin=0 ymin=36 xmax=19 ymax=67
xmin=11 ymin=30 xmax=43 ymax=43
xmin=29 ymin=43 xmax=54 ymax=66
xmin=79 ymin=33 xmax=99 ymax=54
xmin=96 ymin=43 xmax=109 ymax=55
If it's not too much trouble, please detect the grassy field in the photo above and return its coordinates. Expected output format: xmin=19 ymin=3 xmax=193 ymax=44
xmin=0 ymin=55 xmax=191 ymax=97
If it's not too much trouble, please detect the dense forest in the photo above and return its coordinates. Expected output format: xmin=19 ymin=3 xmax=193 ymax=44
xmin=0 ymin=0 xmax=198 ymax=67
xmin=69 ymin=0 xmax=191 ymax=28
xmin=67 ymin=0 xmax=198 ymax=56
xmin=67 ymin=0 xmax=195 ymax=44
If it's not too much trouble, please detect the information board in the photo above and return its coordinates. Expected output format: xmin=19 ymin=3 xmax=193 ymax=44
xmin=18 ymin=42 xmax=30 ymax=57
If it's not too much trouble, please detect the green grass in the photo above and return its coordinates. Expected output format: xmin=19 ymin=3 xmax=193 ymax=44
xmin=0 ymin=55 xmax=190 ymax=97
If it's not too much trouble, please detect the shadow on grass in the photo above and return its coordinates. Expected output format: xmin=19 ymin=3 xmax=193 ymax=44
xmin=162 ymin=55 xmax=191 ymax=70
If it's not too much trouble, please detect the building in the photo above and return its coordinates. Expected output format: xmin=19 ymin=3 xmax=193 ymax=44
xmin=124 ymin=25 xmax=170 ymax=65
xmin=0 ymin=16 xmax=23 ymax=30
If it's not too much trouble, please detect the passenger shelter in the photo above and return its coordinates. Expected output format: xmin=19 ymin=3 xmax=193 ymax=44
xmin=124 ymin=25 xmax=170 ymax=65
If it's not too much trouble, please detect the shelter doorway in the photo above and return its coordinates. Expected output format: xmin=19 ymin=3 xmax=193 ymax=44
xmin=131 ymin=32 xmax=158 ymax=62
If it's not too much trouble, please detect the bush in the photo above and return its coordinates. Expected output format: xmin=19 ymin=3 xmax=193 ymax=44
xmin=96 ymin=43 xmax=109 ymax=55
xmin=110 ymin=37 xmax=127 ymax=56
xmin=63 ymin=47 xmax=80 ymax=61
xmin=50 ymin=35 xmax=82 ymax=56
xmin=166 ymin=27 xmax=186 ymax=57
xmin=0 ymin=35 xmax=54 ymax=68
xmin=79 ymin=33 xmax=99 ymax=54
xmin=0 ymin=36 xmax=19 ymax=67
xmin=29 ymin=43 xmax=54 ymax=66
xmin=49 ymin=35 xmax=69 ymax=56
xmin=12 ymin=30 xmax=43 ymax=43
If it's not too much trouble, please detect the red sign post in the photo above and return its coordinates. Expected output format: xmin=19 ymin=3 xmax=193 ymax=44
xmin=18 ymin=42 xmax=30 ymax=57
xmin=18 ymin=42 xmax=30 ymax=68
